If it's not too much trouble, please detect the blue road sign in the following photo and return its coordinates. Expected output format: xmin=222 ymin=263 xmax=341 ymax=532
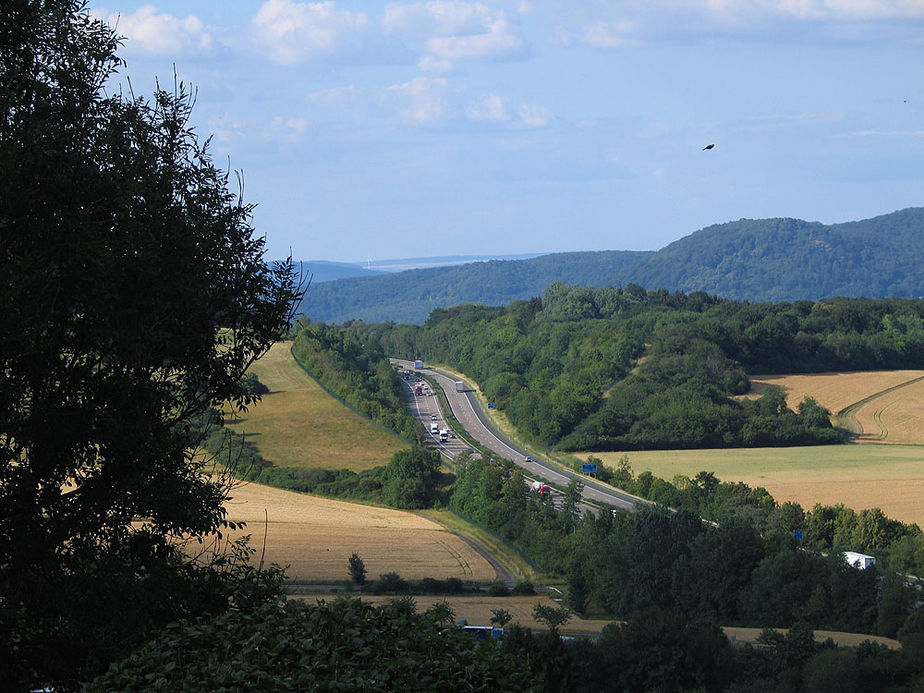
xmin=794 ymin=530 xmax=803 ymax=540
xmin=582 ymin=463 xmax=598 ymax=474
xmin=488 ymin=402 xmax=494 ymax=409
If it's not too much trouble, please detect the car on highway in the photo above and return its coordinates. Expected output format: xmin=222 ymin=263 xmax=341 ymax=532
xmin=524 ymin=456 xmax=534 ymax=463
xmin=431 ymin=414 xmax=437 ymax=421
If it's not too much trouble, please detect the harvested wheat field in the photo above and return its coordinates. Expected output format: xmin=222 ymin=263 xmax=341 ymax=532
xmin=749 ymin=370 xmax=924 ymax=444
xmin=222 ymin=480 xmax=497 ymax=583
xmin=592 ymin=445 xmax=924 ymax=527
xmin=225 ymin=341 xmax=407 ymax=471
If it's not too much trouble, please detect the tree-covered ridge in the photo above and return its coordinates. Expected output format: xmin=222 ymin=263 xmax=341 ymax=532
xmin=292 ymin=208 xmax=924 ymax=325
xmin=624 ymin=208 xmax=924 ymax=301
xmin=296 ymin=250 xmax=649 ymax=324
xmin=353 ymin=285 xmax=924 ymax=451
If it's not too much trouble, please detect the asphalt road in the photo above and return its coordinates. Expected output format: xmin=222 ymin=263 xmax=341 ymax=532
xmin=393 ymin=360 xmax=641 ymax=514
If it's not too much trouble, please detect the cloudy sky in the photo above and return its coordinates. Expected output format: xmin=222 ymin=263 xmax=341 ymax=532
xmin=90 ymin=1 xmax=924 ymax=263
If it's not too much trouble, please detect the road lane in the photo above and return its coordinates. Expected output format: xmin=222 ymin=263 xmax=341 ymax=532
xmin=393 ymin=360 xmax=641 ymax=513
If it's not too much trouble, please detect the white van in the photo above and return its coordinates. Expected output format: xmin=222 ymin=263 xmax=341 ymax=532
xmin=430 ymin=424 xmax=439 ymax=434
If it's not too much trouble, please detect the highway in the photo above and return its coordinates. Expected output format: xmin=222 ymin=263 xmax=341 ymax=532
xmin=393 ymin=360 xmax=642 ymax=514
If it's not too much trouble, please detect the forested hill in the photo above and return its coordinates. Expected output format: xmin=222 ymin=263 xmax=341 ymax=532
xmin=294 ymin=208 xmax=924 ymax=324
xmin=621 ymin=207 xmax=924 ymax=301
xmin=296 ymin=250 xmax=649 ymax=324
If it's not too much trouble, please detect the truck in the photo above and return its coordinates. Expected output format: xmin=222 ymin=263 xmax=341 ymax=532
xmin=843 ymin=551 xmax=876 ymax=569
xmin=413 ymin=359 xmax=424 ymax=369
xmin=430 ymin=424 xmax=439 ymax=434
xmin=439 ymin=428 xmax=449 ymax=441
xmin=454 ymin=381 xmax=465 ymax=392
xmin=531 ymin=480 xmax=551 ymax=496
xmin=414 ymin=385 xmax=423 ymax=396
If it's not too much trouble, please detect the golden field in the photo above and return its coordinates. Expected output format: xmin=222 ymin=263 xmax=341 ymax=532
xmin=591 ymin=445 xmax=924 ymax=527
xmin=749 ymin=370 xmax=924 ymax=444
xmin=225 ymin=341 xmax=407 ymax=471
xmin=586 ymin=370 xmax=924 ymax=527
xmin=221 ymin=480 xmax=498 ymax=583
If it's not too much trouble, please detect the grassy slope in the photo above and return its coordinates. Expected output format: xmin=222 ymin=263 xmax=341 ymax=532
xmin=225 ymin=341 xmax=407 ymax=472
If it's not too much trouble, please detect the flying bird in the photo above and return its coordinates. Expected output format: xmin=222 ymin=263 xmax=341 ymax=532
xmin=702 ymin=143 xmax=715 ymax=150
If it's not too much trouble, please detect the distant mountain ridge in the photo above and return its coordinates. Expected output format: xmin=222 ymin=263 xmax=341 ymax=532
xmin=293 ymin=208 xmax=924 ymax=324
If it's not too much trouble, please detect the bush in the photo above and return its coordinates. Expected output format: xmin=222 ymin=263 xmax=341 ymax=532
xmin=512 ymin=580 xmax=536 ymax=596
xmin=370 ymin=572 xmax=410 ymax=594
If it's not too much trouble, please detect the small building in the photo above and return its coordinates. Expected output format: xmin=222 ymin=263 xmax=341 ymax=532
xmin=843 ymin=551 xmax=876 ymax=570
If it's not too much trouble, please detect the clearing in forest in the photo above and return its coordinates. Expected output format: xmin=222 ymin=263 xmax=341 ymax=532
xmin=225 ymin=341 xmax=407 ymax=471
xmin=221 ymin=480 xmax=497 ymax=583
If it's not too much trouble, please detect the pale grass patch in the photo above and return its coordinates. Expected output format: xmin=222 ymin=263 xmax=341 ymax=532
xmin=227 ymin=342 xmax=408 ymax=471
xmin=223 ymin=481 xmax=497 ymax=583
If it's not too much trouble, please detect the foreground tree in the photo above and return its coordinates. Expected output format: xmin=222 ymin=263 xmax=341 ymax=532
xmin=0 ymin=1 xmax=298 ymax=687
xmin=87 ymin=598 xmax=538 ymax=691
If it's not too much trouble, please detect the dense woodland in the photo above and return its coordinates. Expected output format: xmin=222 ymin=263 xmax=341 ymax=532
xmin=346 ymin=285 xmax=924 ymax=451
xmin=296 ymin=208 xmax=924 ymax=324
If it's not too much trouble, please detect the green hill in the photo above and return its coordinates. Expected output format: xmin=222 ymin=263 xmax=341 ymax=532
xmin=296 ymin=250 xmax=649 ymax=324
xmin=622 ymin=208 xmax=924 ymax=301
xmin=294 ymin=208 xmax=924 ymax=324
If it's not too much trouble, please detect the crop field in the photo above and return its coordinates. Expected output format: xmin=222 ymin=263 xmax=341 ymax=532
xmin=221 ymin=480 xmax=498 ymax=583
xmin=749 ymin=370 xmax=924 ymax=444
xmin=590 ymin=445 xmax=924 ymax=527
xmin=582 ymin=370 xmax=924 ymax=526
xmin=225 ymin=342 xmax=407 ymax=471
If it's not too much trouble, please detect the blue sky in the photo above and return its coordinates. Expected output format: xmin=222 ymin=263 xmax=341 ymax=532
xmin=89 ymin=1 xmax=924 ymax=263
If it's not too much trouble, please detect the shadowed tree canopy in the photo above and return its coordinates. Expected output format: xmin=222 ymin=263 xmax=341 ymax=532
xmin=0 ymin=0 xmax=298 ymax=687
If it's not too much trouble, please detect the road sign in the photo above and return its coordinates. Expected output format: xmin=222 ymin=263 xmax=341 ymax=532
xmin=488 ymin=402 xmax=494 ymax=409
xmin=581 ymin=463 xmax=597 ymax=474
xmin=793 ymin=530 xmax=803 ymax=540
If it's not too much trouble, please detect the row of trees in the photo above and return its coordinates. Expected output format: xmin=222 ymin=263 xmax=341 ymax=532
xmin=290 ymin=318 xmax=423 ymax=441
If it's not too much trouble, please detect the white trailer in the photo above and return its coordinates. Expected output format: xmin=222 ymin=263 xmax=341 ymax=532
xmin=454 ymin=381 xmax=465 ymax=392
xmin=843 ymin=551 xmax=876 ymax=569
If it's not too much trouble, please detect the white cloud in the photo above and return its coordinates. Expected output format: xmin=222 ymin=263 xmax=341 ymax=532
xmin=583 ymin=21 xmax=637 ymax=48
xmin=270 ymin=116 xmax=311 ymax=139
xmin=516 ymin=103 xmax=549 ymax=128
xmin=467 ymin=94 xmax=509 ymax=121
xmin=426 ymin=16 xmax=524 ymax=60
xmin=383 ymin=77 xmax=449 ymax=123
xmin=418 ymin=55 xmax=454 ymax=73
xmin=93 ymin=6 xmax=213 ymax=55
xmin=251 ymin=0 xmax=368 ymax=65
xmin=541 ymin=0 xmax=924 ymax=47
xmin=851 ymin=129 xmax=924 ymax=137
xmin=384 ymin=1 xmax=526 ymax=66
xmin=465 ymin=95 xmax=549 ymax=128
